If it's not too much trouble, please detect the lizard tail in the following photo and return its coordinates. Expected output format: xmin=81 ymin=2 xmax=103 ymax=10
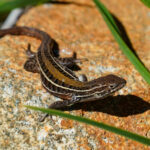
xmin=0 ymin=26 xmax=52 ymax=41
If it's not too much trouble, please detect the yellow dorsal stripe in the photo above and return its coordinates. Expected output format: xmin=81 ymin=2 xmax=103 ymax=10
xmin=42 ymin=51 xmax=84 ymax=87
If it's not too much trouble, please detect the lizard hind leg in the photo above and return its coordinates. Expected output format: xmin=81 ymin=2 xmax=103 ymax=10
xmin=24 ymin=44 xmax=40 ymax=73
xmin=24 ymin=58 xmax=40 ymax=73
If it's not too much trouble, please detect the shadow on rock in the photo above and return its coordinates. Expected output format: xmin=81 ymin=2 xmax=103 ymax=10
xmin=62 ymin=95 xmax=150 ymax=117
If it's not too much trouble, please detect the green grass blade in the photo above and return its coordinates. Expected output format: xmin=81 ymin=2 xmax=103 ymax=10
xmin=140 ymin=0 xmax=150 ymax=8
xmin=0 ymin=0 xmax=50 ymax=14
xmin=25 ymin=105 xmax=150 ymax=146
xmin=93 ymin=0 xmax=150 ymax=84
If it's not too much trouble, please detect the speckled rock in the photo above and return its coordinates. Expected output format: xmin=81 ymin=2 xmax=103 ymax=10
xmin=0 ymin=0 xmax=150 ymax=149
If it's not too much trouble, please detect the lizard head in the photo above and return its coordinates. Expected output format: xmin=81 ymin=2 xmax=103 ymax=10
xmin=92 ymin=74 xmax=126 ymax=99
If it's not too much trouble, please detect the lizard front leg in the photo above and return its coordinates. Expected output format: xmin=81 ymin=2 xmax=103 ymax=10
xmin=39 ymin=95 xmax=81 ymax=122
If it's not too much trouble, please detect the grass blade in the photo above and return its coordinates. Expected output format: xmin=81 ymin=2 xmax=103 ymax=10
xmin=0 ymin=0 xmax=50 ymax=14
xmin=25 ymin=105 xmax=150 ymax=146
xmin=93 ymin=0 xmax=150 ymax=84
xmin=140 ymin=0 xmax=150 ymax=8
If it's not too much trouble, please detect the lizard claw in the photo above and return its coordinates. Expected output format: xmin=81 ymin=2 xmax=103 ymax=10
xmin=39 ymin=113 xmax=53 ymax=122
xmin=25 ymin=43 xmax=36 ymax=58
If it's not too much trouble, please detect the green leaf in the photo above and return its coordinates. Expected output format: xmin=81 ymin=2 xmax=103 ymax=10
xmin=25 ymin=105 xmax=150 ymax=146
xmin=140 ymin=0 xmax=150 ymax=8
xmin=93 ymin=0 xmax=150 ymax=84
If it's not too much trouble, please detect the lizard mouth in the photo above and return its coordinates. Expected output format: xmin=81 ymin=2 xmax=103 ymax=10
xmin=111 ymin=79 xmax=126 ymax=94
xmin=119 ymin=78 xmax=126 ymax=89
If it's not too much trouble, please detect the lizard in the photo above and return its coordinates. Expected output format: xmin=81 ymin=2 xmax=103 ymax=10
xmin=0 ymin=26 xmax=126 ymax=121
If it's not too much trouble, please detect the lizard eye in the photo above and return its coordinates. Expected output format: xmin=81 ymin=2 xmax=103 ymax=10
xmin=109 ymin=84 xmax=116 ymax=89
